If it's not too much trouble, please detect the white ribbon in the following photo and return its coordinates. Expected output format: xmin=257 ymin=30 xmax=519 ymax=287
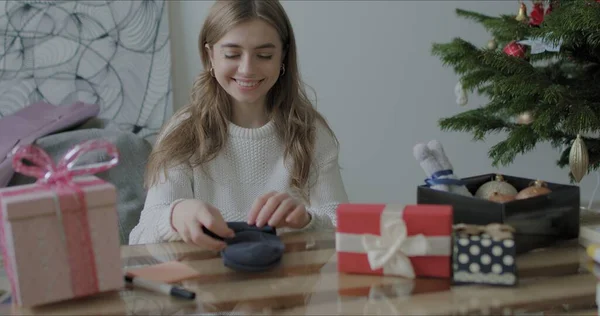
xmin=361 ymin=215 xmax=428 ymax=279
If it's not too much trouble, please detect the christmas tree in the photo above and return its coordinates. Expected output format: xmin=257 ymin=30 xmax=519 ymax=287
xmin=431 ymin=0 xmax=600 ymax=182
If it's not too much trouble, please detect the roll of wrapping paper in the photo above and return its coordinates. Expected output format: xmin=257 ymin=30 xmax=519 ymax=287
xmin=586 ymin=260 xmax=600 ymax=278
xmin=585 ymin=244 xmax=600 ymax=281
xmin=587 ymin=244 xmax=600 ymax=265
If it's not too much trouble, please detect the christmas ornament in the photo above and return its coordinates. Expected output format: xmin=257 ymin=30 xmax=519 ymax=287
xmin=503 ymin=41 xmax=526 ymax=58
xmin=515 ymin=2 xmax=528 ymax=21
xmin=475 ymin=174 xmax=518 ymax=199
xmin=488 ymin=192 xmax=517 ymax=203
xmin=515 ymin=180 xmax=552 ymax=199
xmin=487 ymin=38 xmax=498 ymax=50
xmin=529 ymin=1 xmax=545 ymax=26
xmin=518 ymin=37 xmax=562 ymax=54
xmin=569 ymin=134 xmax=589 ymax=183
xmin=516 ymin=112 xmax=534 ymax=124
xmin=454 ymin=81 xmax=467 ymax=106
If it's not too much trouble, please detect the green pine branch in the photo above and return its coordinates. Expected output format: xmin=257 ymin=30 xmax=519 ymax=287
xmin=532 ymin=0 xmax=600 ymax=43
xmin=431 ymin=38 xmax=484 ymax=76
xmin=455 ymin=9 xmax=531 ymax=43
xmin=438 ymin=108 xmax=512 ymax=141
xmin=488 ymin=125 xmax=539 ymax=167
xmin=431 ymin=0 xmax=600 ymax=180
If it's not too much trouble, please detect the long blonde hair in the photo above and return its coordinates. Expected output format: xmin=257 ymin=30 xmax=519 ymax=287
xmin=145 ymin=0 xmax=337 ymax=199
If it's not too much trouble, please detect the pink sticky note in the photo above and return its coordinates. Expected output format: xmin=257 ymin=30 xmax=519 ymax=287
xmin=127 ymin=261 xmax=200 ymax=283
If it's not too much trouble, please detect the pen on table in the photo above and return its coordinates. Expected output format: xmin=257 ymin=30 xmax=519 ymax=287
xmin=124 ymin=274 xmax=196 ymax=300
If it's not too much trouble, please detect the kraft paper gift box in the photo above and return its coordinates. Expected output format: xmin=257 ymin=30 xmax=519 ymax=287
xmin=0 ymin=140 xmax=123 ymax=307
xmin=336 ymin=204 xmax=453 ymax=278
xmin=452 ymin=223 xmax=518 ymax=286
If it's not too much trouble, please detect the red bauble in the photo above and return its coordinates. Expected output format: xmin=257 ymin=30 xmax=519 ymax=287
xmin=503 ymin=41 xmax=526 ymax=58
xmin=529 ymin=2 xmax=544 ymax=26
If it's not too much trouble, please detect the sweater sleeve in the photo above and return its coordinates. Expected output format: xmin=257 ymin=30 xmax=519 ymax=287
xmin=302 ymin=156 xmax=349 ymax=231
xmin=128 ymin=164 xmax=193 ymax=245
xmin=297 ymin=122 xmax=349 ymax=231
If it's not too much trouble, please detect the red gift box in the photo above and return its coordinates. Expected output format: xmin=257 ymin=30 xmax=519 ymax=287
xmin=336 ymin=204 xmax=453 ymax=278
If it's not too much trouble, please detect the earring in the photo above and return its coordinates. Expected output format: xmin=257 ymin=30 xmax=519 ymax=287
xmin=280 ymin=64 xmax=285 ymax=76
xmin=209 ymin=67 xmax=215 ymax=77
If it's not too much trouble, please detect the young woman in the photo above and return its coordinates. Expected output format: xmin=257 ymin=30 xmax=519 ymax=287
xmin=129 ymin=0 xmax=348 ymax=248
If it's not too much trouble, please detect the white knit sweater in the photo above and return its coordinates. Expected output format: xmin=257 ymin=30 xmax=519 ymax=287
xmin=128 ymin=118 xmax=349 ymax=245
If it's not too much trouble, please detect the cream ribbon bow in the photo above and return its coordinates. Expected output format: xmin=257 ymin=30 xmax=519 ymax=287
xmin=361 ymin=217 xmax=429 ymax=278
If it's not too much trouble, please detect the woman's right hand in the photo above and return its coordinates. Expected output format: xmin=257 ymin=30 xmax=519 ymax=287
xmin=171 ymin=199 xmax=235 ymax=250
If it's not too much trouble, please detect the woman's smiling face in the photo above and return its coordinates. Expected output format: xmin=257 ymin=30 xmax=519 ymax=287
xmin=206 ymin=18 xmax=284 ymax=109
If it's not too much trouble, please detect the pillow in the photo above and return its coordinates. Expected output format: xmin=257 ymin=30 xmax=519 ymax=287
xmin=8 ymin=128 xmax=152 ymax=245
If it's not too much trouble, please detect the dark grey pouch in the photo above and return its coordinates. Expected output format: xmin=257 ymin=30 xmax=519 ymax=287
xmin=203 ymin=222 xmax=284 ymax=272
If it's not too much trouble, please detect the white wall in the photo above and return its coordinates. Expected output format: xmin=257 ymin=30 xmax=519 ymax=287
xmin=168 ymin=1 xmax=599 ymax=205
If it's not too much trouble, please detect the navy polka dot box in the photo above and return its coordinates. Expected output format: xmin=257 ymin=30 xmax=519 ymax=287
xmin=451 ymin=223 xmax=518 ymax=286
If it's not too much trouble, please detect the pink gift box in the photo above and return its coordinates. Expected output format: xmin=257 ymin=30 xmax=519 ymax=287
xmin=0 ymin=140 xmax=123 ymax=307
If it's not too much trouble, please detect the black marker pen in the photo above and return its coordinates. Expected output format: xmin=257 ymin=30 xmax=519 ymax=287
xmin=124 ymin=274 xmax=196 ymax=300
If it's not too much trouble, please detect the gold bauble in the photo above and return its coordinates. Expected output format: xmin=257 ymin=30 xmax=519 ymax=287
xmin=515 ymin=180 xmax=551 ymax=200
xmin=488 ymin=192 xmax=516 ymax=203
xmin=475 ymin=174 xmax=518 ymax=199
xmin=516 ymin=112 xmax=534 ymax=125
xmin=515 ymin=3 xmax=528 ymax=22
xmin=487 ymin=39 xmax=498 ymax=50
xmin=569 ymin=134 xmax=589 ymax=183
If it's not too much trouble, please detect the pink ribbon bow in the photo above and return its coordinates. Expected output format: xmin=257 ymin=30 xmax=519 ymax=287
xmin=3 ymin=139 xmax=119 ymax=302
xmin=11 ymin=139 xmax=119 ymax=184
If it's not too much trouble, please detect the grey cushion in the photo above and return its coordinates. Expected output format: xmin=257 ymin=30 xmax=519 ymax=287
xmin=8 ymin=128 xmax=152 ymax=245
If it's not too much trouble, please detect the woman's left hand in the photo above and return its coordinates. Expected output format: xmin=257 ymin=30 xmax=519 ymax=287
xmin=247 ymin=191 xmax=311 ymax=229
